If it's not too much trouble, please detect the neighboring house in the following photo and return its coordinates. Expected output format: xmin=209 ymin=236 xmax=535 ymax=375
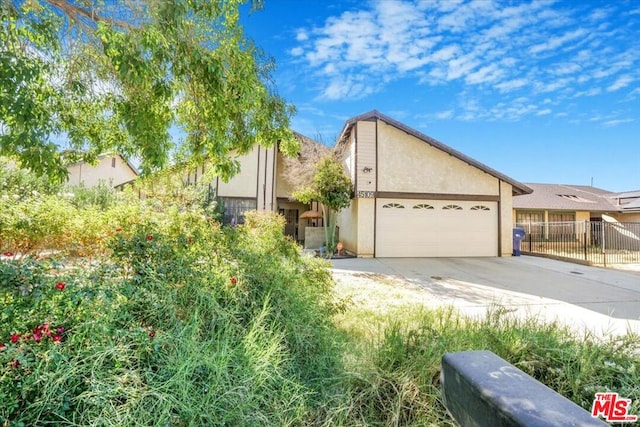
xmin=333 ymin=110 xmax=532 ymax=258
xmin=513 ymin=183 xmax=640 ymax=232
xmin=612 ymin=190 xmax=640 ymax=222
xmin=67 ymin=153 xmax=138 ymax=188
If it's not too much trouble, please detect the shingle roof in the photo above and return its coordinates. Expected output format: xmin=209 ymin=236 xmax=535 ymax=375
xmin=334 ymin=110 xmax=533 ymax=196
xmin=513 ymin=183 xmax=619 ymax=212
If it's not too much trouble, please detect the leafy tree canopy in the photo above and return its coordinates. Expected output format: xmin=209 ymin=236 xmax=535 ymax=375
xmin=0 ymin=0 xmax=298 ymax=182
xmin=294 ymin=154 xmax=352 ymax=255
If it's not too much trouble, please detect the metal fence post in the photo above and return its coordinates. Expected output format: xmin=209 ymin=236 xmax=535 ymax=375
xmin=583 ymin=220 xmax=588 ymax=261
xmin=601 ymin=221 xmax=606 ymax=267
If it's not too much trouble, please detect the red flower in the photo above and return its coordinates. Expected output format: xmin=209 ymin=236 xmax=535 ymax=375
xmin=146 ymin=235 xmax=153 ymax=241
xmin=11 ymin=359 xmax=19 ymax=369
xmin=148 ymin=330 xmax=155 ymax=338
xmin=230 ymin=277 xmax=237 ymax=285
xmin=56 ymin=282 xmax=66 ymax=291
xmin=32 ymin=331 xmax=42 ymax=342
xmin=52 ymin=335 xmax=62 ymax=344
xmin=56 ymin=326 xmax=65 ymax=334
xmin=10 ymin=334 xmax=20 ymax=343
xmin=115 ymin=227 xmax=123 ymax=232
xmin=3 ymin=251 xmax=14 ymax=257
xmin=0 ymin=343 xmax=5 ymax=350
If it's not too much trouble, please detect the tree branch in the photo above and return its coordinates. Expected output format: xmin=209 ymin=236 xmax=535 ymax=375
xmin=43 ymin=0 xmax=133 ymax=29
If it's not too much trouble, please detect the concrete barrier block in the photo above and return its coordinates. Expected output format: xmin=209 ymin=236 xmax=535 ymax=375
xmin=441 ymin=350 xmax=607 ymax=426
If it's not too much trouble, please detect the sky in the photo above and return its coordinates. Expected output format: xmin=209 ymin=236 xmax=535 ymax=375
xmin=240 ymin=0 xmax=640 ymax=192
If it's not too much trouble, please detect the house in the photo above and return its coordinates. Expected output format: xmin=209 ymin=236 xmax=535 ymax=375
xmin=195 ymin=110 xmax=532 ymax=257
xmin=67 ymin=153 xmax=138 ymax=188
xmin=333 ymin=111 xmax=532 ymax=258
xmin=513 ymin=183 xmax=640 ymax=231
xmin=185 ymin=132 xmax=324 ymax=243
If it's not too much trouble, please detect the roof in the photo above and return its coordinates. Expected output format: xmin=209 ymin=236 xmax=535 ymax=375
xmin=614 ymin=190 xmax=640 ymax=211
xmin=513 ymin=183 xmax=620 ymax=212
xmin=335 ymin=110 xmax=533 ymax=196
xmin=67 ymin=153 xmax=139 ymax=176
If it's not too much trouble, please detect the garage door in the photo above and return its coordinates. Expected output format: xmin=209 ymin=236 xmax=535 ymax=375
xmin=375 ymin=199 xmax=498 ymax=257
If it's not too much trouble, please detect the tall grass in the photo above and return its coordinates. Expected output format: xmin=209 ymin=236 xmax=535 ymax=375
xmin=1 ymin=211 xmax=343 ymax=426
xmin=331 ymin=304 xmax=640 ymax=426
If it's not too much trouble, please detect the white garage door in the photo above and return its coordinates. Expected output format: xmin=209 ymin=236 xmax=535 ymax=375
xmin=375 ymin=199 xmax=498 ymax=257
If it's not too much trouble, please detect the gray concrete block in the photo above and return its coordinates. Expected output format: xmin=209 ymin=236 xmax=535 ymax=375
xmin=441 ymin=350 xmax=608 ymax=426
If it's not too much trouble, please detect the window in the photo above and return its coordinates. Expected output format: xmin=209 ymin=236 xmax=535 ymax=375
xmin=413 ymin=204 xmax=434 ymax=210
xmin=516 ymin=211 xmax=544 ymax=236
xmin=470 ymin=205 xmax=490 ymax=211
xmin=442 ymin=204 xmax=463 ymax=210
xmin=548 ymin=213 xmax=576 ymax=236
xmin=382 ymin=203 xmax=405 ymax=209
xmin=219 ymin=197 xmax=256 ymax=225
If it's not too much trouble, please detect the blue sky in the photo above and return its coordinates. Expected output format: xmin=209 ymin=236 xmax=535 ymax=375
xmin=241 ymin=0 xmax=640 ymax=192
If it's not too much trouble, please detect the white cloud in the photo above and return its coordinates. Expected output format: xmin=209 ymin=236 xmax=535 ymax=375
xmin=602 ymin=118 xmax=635 ymax=127
xmin=607 ymin=75 xmax=634 ymax=92
xmin=528 ymin=28 xmax=588 ymax=54
xmin=435 ymin=109 xmax=454 ymax=119
xmin=288 ymin=0 xmax=639 ymax=121
xmin=296 ymin=30 xmax=309 ymax=42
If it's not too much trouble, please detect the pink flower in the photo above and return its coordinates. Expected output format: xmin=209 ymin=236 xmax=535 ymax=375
xmin=10 ymin=334 xmax=20 ymax=343
xmin=56 ymin=326 xmax=65 ymax=334
xmin=230 ymin=277 xmax=237 ymax=285
xmin=56 ymin=282 xmax=66 ymax=291
xmin=32 ymin=331 xmax=42 ymax=342
xmin=148 ymin=330 xmax=155 ymax=338
xmin=0 ymin=343 xmax=5 ymax=350
xmin=52 ymin=335 xmax=62 ymax=344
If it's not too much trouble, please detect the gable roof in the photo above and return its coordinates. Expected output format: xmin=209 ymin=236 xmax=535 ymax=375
xmin=513 ymin=183 xmax=620 ymax=212
xmin=335 ymin=110 xmax=532 ymax=196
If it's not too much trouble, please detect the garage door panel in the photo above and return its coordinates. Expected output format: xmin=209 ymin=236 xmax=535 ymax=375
xmin=376 ymin=199 xmax=498 ymax=257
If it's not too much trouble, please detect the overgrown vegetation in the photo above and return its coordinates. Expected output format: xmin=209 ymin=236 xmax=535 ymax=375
xmin=1 ymin=167 xmax=638 ymax=426
xmin=333 ymin=305 xmax=639 ymax=425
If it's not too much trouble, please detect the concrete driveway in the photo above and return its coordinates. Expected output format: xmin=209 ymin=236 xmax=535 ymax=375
xmin=330 ymin=256 xmax=640 ymax=337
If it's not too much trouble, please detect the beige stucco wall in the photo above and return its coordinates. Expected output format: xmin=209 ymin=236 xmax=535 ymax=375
xmin=500 ymin=181 xmax=514 ymax=256
xmin=609 ymin=212 xmax=640 ymax=223
xmin=336 ymin=198 xmax=358 ymax=254
xmin=356 ymin=121 xmax=377 ymax=193
xmin=377 ymin=121 xmax=498 ymax=195
xmin=216 ymin=147 xmax=260 ymax=199
xmin=357 ymin=198 xmax=375 ymax=257
xmin=67 ymin=155 xmax=137 ymax=188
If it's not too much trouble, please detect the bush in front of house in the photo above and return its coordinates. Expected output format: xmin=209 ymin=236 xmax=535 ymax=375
xmin=0 ymin=209 xmax=342 ymax=426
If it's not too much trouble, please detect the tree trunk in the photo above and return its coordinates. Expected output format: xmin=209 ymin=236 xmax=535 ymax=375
xmin=321 ymin=205 xmax=337 ymax=258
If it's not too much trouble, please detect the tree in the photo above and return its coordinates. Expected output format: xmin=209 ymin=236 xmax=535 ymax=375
xmin=0 ymin=0 xmax=298 ymax=182
xmin=293 ymin=155 xmax=352 ymax=256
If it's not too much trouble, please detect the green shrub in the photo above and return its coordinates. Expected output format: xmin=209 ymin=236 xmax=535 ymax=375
xmin=0 ymin=210 xmax=342 ymax=426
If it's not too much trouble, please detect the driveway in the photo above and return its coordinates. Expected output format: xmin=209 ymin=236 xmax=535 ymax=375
xmin=330 ymin=256 xmax=640 ymax=337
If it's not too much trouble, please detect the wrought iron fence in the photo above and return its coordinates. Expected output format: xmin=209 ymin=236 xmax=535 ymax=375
xmin=515 ymin=221 xmax=640 ymax=266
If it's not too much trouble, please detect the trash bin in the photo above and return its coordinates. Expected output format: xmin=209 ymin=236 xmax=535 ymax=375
xmin=513 ymin=227 xmax=525 ymax=256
